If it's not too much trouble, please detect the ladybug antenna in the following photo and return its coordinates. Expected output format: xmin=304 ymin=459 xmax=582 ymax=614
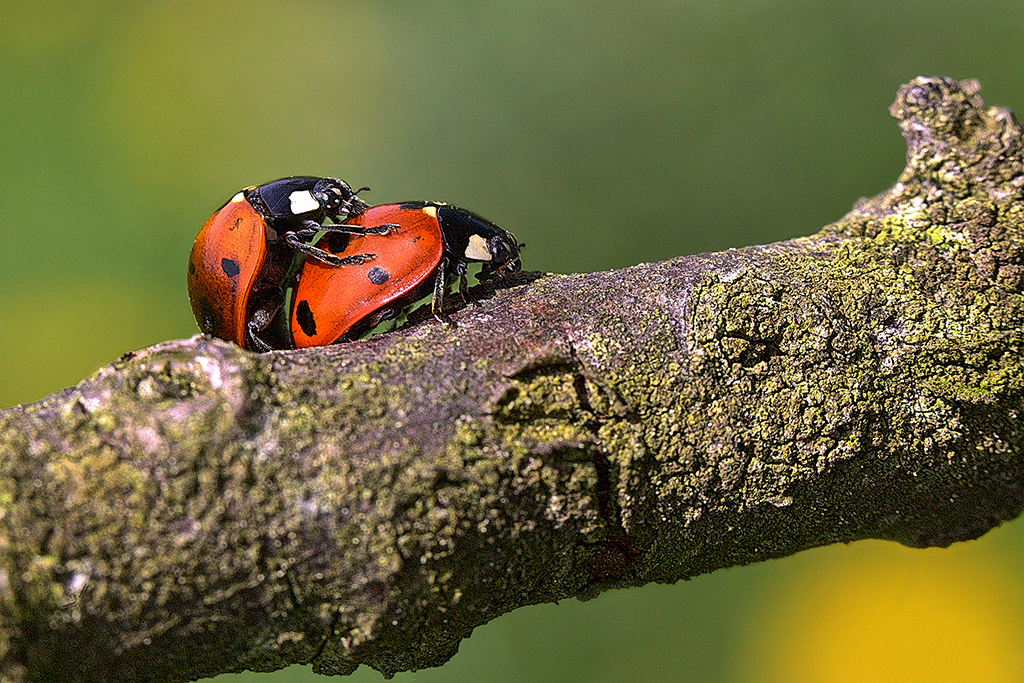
xmin=354 ymin=186 xmax=372 ymax=195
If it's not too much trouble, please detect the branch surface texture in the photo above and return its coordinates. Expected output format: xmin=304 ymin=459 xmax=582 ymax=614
xmin=3 ymin=77 xmax=1024 ymax=682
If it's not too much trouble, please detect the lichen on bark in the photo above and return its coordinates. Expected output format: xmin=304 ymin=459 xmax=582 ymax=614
xmin=2 ymin=77 xmax=1024 ymax=682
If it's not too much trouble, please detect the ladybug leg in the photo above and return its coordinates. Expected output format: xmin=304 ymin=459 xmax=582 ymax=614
xmin=247 ymin=321 xmax=273 ymax=353
xmin=318 ymin=222 xmax=397 ymax=236
xmin=284 ymin=233 xmax=376 ymax=267
xmin=365 ymin=307 xmax=399 ymax=333
xmin=246 ymin=308 xmax=276 ymax=352
xmin=451 ymin=261 xmax=470 ymax=305
xmin=295 ymin=219 xmax=392 ymax=238
xmin=431 ymin=263 xmax=452 ymax=325
xmin=340 ymin=307 xmax=399 ymax=342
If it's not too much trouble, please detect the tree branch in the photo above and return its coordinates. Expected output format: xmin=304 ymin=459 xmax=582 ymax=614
xmin=3 ymin=76 xmax=1024 ymax=682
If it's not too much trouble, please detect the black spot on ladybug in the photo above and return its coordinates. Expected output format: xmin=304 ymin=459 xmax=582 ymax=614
xmin=367 ymin=266 xmax=390 ymax=285
xmin=295 ymin=300 xmax=317 ymax=337
xmin=221 ymin=258 xmax=240 ymax=278
xmin=189 ymin=261 xmax=196 ymax=275
xmin=230 ymin=216 xmax=243 ymax=231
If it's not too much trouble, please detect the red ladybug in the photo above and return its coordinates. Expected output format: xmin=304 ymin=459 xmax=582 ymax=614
xmin=187 ymin=177 xmax=390 ymax=350
xmin=291 ymin=201 xmax=523 ymax=347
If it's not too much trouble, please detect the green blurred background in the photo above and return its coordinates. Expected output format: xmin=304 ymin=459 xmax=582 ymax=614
xmin=3 ymin=1 xmax=1024 ymax=681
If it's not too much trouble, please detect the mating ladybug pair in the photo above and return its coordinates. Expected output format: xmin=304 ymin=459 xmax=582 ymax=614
xmin=187 ymin=176 xmax=523 ymax=351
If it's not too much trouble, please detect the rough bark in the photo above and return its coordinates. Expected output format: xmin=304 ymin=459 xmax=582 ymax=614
xmin=3 ymin=76 xmax=1024 ymax=682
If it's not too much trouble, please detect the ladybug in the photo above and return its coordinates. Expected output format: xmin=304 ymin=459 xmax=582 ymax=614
xmin=291 ymin=201 xmax=523 ymax=347
xmin=187 ymin=176 xmax=392 ymax=350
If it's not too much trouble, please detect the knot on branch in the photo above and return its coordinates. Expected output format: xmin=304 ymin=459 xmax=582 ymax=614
xmin=828 ymin=78 xmax=1024 ymax=289
xmin=890 ymin=77 xmax=988 ymax=161
xmin=889 ymin=76 xmax=1024 ymax=188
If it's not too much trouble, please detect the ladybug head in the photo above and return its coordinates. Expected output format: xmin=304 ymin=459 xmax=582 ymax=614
xmin=313 ymin=177 xmax=369 ymax=219
xmin=476 ymin=232 xmax=523 ymax=280
xmin=435 ymin=204 xmax=523 ymax=279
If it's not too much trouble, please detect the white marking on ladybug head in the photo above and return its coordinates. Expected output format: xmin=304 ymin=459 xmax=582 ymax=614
xmin=465 ymin=234 xmax=493 ymax=261
xmin=422 ymin=206 xmax=439 ymax=219
xmin=289 ymin=190 xmax=320 ymax=215
xmin=230 ymin=191 xmax=245 ymax=203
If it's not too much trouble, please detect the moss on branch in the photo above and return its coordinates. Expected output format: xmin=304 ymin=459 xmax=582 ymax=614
xmin=2 ymin=77 xmax=1024 ymax=682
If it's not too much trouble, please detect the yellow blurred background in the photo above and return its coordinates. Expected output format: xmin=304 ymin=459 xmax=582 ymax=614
xmin=3 ymin=1 xmax=1024 ymax=681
